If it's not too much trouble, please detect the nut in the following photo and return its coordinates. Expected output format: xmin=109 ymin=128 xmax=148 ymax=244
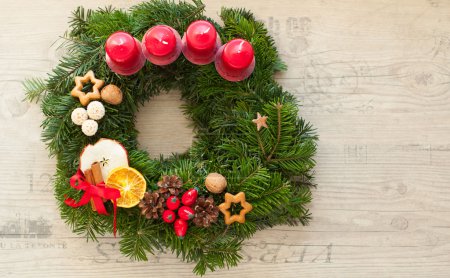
xmin=100 ymin=84 xmax=123 ymax=105
xmin=205 ymin=173 xmax=227 ymax=194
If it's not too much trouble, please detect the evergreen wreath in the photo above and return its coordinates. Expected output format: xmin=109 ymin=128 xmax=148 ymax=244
xmin=24 ymin=0 xmax=318 ymax=275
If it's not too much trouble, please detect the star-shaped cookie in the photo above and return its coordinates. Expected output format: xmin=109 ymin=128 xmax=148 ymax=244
xmin=218 ymin=192 xmax=253 ymax=225
xmin=252 ymin=112 xmax=268 ymax=131
xmin=71 ymin=70 xmax=105 ymax=106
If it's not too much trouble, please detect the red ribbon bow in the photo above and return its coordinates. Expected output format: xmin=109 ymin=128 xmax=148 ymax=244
xmin=64 ymin=169 xmax=121 ymax=237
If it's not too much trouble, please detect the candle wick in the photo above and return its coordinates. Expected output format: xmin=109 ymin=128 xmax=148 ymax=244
xmin=237 ymin=41 xmax=246 ymax=54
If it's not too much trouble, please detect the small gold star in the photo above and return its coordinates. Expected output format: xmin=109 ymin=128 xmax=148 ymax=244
xmin=218 ymin=192 xmax=253 ymax=225
xmin=252 ymin=112 xmax=268 ymax=131
xmin=71 ymin=70 xmax=104 ymax=106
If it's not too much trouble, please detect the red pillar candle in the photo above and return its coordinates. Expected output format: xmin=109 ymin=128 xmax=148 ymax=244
xmin=105 ymin=31 xmax=146 ymax=76
xmin=142 ymin=25 xmax=182 ymax=66
xmin=181 ymin=20 xmax=222 ymax=65
xmin=215 ymin=39 xmax=255 ymax=82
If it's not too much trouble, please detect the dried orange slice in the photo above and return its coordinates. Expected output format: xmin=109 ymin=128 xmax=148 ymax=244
xmin=105 ymin=166 xmax=146 ymax=208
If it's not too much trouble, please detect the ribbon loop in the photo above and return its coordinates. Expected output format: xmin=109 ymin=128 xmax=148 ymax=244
xmin=64 ymin=169 xmax=121 ymax=237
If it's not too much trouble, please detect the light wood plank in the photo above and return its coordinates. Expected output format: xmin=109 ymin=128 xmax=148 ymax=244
xmin=1 ymin=0 xmax=450 ymax=277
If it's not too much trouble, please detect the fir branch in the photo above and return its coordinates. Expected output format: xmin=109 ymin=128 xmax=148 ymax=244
xmin=182 ymin=0 xmax=206 ymax=20
xmin=266 ymin=102 xmax=283 ymax=161
xmin=192 ymin=237 xmax=243 ymax=276
xmin=255 ymin=132 xmax=267 ymax=157
xmin=119 ymin=218 xmax=163 ymax=260
xmin=23 ymin=77 xmax=47 ymax=103
xmin=68 ymin=6 xmax=93 ymax=38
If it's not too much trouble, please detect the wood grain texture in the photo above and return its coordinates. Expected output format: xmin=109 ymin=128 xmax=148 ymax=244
xmin=1 ymin=0 xmax=450 ymax=277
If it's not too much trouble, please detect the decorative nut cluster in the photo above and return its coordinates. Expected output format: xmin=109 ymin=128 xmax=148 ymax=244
xmin=71 ymin=101 xmax=105 ymax=136
xmin=69 ymin=71 xmax=123 ymax=136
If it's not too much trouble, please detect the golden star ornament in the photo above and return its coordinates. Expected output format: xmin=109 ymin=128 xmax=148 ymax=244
xmin=71 ymin=70 xmax=105 ymax=106
xmin=252 ymin=112 xmax=268 ymax=131
xmin=218 ymin=192 xmax=253 ymax=225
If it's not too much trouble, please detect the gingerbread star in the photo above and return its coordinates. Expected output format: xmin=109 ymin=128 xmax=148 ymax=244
xmin=71 ymin=70 xmax=104 ymax=106
xmin=218 ymin=192 xmax=253 ymax=225
xmin=252 ymin=112 xmax=268 ymax=131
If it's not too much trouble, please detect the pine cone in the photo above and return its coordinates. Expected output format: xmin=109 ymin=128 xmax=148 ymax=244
xmin=193 ymin=196 xmax=219 ymax=228
xmin=139 ymin=191 xmax=165 ymax=219
xmin=157 ymin=175 xmax=183 ymax=198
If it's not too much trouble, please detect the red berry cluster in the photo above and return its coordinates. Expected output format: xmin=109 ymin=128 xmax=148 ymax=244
xmin=162 ymin=188 xmax=198 ymax=239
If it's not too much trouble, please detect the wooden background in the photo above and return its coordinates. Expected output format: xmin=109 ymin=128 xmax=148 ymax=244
xmin=1 ymin=0 xmax=450 ymax=277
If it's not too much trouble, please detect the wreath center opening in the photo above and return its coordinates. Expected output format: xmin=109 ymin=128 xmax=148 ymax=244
xmin=135 ymin=90 xmax=195 ymax=158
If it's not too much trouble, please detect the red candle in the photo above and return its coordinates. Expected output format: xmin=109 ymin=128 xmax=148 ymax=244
xmin=105 ymin=31 xmax=146 ymax=76
xmin=181 ymin=20 xmax=221 ymax=65
xmin=215 ymin=39 xmax=255 ymax=82
xmin=142 ymin=25 xmax=182 ymax=66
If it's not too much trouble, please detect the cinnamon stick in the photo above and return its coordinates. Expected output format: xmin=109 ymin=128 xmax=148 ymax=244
xmin=91 ymin=162 xmax=103 ymax=184
xmin=84 ymin=169 xmax=97 ymax=211
xmin=84 ymin=168 xmax=95 ymax=186
xmin=91 ymin=162 xmax=106 ymax=202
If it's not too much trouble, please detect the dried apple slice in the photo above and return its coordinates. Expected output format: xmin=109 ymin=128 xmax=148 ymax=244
xmin=79 ymin=138 xmax=129 ymax=180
